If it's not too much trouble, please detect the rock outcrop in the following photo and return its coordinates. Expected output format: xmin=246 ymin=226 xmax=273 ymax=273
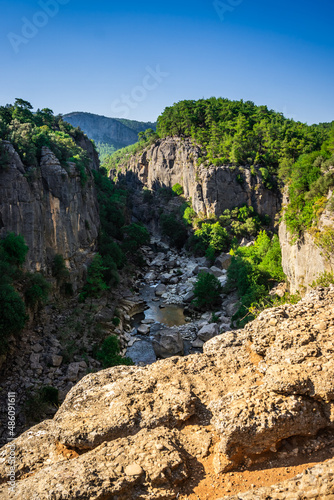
xmin=115 ymin=137 xmax=280 ymax=221
xmin=1 ymin=286 xmax=334 ymax=499
xmin=0 ymin=142 xmax=100 ymax=275
xmin=279 ymin=192 xmax=334 ymax=292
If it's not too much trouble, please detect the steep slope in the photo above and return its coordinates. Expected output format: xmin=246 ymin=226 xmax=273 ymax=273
xmin=279 ymin=197 xmax=334 ymax=292
xmin=114 ymin=137 xmax=280 ymax=222
xmin=63 ymin=112 xmax=156 ymax=150
xmin=0 ymin=141 xmax=99 ymax=275
xmin=1 ymin=286 xmax=334 ymax=498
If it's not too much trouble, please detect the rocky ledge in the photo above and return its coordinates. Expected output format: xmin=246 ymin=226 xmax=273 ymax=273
xmin=1 ymin=287 xmax=334 ymax=498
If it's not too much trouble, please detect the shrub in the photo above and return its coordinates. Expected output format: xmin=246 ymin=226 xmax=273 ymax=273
xmin=81 ymin=254 xmax=108 ymax=301
xmin=0 ymin=284 xmax=27 ymax=354
xmin=172 ymin=183 xmax=184 ymax=196
xmin=311 ymin=271 xmax=334 ymax=288
xmin=24 ymin=272 xmax=50 ymax=308
xmin=193 ymin=272 xmax=223 ymax=309
xmin=52 ymin=254 xmax=69 ymax=282
xmin=1 ymin=232 xmax=28 ymax=267
xmin=183 ymin=206 xmax=196 ymax=225
xmin=96 ymin=335 xmax=133 ymax=368
xmin=122 ymin=223 xmax=150 ymax=254
xmin=225 ymin=231 xmax=285 ymax=326
xmin=160 ymin=213 xmax=188 ymax=249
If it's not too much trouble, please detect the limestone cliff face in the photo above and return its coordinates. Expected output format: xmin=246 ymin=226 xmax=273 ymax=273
xmin=279 ymin=193 xmax=334 ymax=292
xmin=0 ymin=141 xmax=100 ymax=276
xmin=116 ymin=137 xmax=280 ymax=221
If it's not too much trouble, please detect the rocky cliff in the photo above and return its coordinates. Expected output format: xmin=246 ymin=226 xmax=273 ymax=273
xmin=279 ymin=192 xmax=334 ymax=292
xmin=64 ymin=112 xmax=156 ymax=150
xmin=1 ymin=286 xmax=334 ymax=499
xmin=0 ymin=141 xmax=100 ymax=276
xmin=115 ymin=137 xmax=280 ymax=222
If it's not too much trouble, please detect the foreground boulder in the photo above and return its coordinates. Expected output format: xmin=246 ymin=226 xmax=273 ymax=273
xmin=1 ymin=287 xmax=334 ymax=498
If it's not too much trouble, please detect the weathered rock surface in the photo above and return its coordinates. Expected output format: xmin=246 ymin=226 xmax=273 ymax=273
xmin=279 ymin=191 xmax=334 ymax=292
xmin=1 ymin=287 xmax=334 ymax=498
xmin=152 ymin=328 xmax=184 ymax=358
xmin=0 ymin=142 xmax=100 ymax=274
xmin=115 ymin=137 xmax=281 ymax=221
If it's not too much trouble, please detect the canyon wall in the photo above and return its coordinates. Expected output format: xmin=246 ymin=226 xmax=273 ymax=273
xmin=115 ymin=137 xmax=281 ymax=222
xmin=279 ymin=193 xmax=334 ymax=292
xmin=0 ymin=141 xmax=100 ymax=277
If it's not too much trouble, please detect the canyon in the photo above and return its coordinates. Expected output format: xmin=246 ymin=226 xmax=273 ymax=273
xmin=0 ymin=132 xmax=334 ymax=499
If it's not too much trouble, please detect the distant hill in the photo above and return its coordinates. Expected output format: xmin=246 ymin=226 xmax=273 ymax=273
xmin=63 ymin=112 xmax=156 ymax=161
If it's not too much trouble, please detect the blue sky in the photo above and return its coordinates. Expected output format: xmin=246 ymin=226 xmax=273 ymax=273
xmin=0 ymin=0 xmax=333 ymax=124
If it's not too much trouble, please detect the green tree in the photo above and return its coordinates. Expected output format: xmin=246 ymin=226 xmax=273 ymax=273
xmin=83 ymin=254 xmax=108 ymax=300
xmin=24 ymin=273 xmax=50 ymax=308
xmin=1 ymin=233 xmax=28 ymax=267
xmin=96 ymin=335 xmax=133 ymax=368
xmin=193 ymin=272 xmax=223 ymax=309
xmin=0 ymin=284 xmax=27 ymax=353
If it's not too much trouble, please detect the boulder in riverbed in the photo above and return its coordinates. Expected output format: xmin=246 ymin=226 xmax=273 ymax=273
xmin=152 ymin=328 xmax=184 ymax=358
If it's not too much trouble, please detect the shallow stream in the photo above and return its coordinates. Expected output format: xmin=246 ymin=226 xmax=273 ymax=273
xmin=126 ymin=283 xmax=187 ymax=365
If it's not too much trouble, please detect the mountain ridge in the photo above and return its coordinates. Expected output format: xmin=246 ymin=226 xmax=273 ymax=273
xmin=63 ymin=111 xmax=157 ymax=157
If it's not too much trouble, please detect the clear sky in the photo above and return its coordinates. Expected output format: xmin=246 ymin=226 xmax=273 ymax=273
xmin=0 ymin=0 xmax=333 ymax=124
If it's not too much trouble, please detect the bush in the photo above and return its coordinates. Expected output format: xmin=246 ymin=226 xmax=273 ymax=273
xmin=160 ymin=213 xmax=188 ymax=249
xmin=172 ymin=183 xmax=184 ymax=196
xmin=81 ymin=254 xmax=108 ymax=302
xmin=183 ymin=206 xmax=196 ymax=225
xmin=1 ymin=232 xmax=28 ymax=267
xmin=193 ymin=272 xmax=223 ymax=309
xmin=311 ymin=271 xmax=334 ymax=288
xmin=0 ymin=284 xmax=27 ymax=354
xmin=52 ymin=254 xmax=69 ymax=282
xmin=96 ymin=335 xmax=133 ymax=368
xmin=24 ymin=272 xmax=50 ymax=308
xmin=225 ymin=231 xmax=285 ymax=326
xmin=122 ymin=223 xmax=150 ymax=254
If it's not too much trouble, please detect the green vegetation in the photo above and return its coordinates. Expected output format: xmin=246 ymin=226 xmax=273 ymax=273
xmin=225 ymin=231 xmax=286 ymax=326
xmin=160 ymin=213 xmax=188 ymax=249
xmin=24 ymin=272 xmax=50 ymax=308
xmin=0 ymin=284 xmax=27 ymax=354
xmin=96 ymin=335 xmax=133 ymax=368
xmin=193 ymin=272 xmax=223 ymax=309
xmin=0 ymin=99 xmax=92 ymax=181
xmin=157 ymin=98 xmax=330 ymax=171
xmin=79 ymin=168 xmax=150 ymax=302
xmin=95 ymin=141 xmax=116 ymax=162
xmin=172 ymin=183 xmax=184 ymax=196
xmin=184 ymin=204 xmax=270 ymax=260
xmin=102 ymin=128 xmax=159 ymax=172
xmin=279 ymin=125 xmax=334 ymax=237
xmin=52 ymin=254 xmax=69 ymax=282
xmin=122 ymin=223 xmax=150 ymax=254
xmin=80 ymin=254 xmax=108 ymax=303
xmin=1 ymin=232 xmax=28 ymax=267
xmin=311 ymin=271 xmax=334 ymax=288
xmin=0 ymin=233 xmax=51 ymax=353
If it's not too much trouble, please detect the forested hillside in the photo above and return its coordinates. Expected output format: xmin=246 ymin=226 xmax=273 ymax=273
xmin=105 ymin=98 xmax=334 ymax=239
xmin=156 ymin=98 xmax=332 ymax=170
xmin=63 ymin=111 xmax=156 ymax=161
xmin=0 ymin=99 xmax=94 ymax=178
